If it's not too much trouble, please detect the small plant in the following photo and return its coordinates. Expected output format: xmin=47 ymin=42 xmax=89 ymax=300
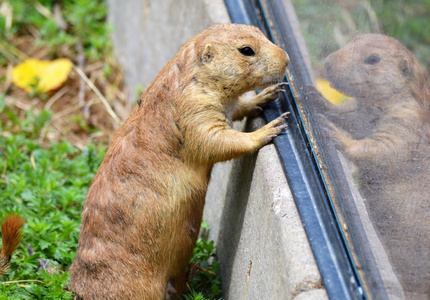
xmin=184 ymin=238 xmax=223 ymax=300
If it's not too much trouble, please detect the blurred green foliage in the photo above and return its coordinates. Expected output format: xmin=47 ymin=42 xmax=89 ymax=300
xmin=0 ymin=0 xmax=111 ymax=64
xmin=372 ymin=0 xmax=430 ymax=69
xmin=292 ymin=0 xmax=430 ymax=74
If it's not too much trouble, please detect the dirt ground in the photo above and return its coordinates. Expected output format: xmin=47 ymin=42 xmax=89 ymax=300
xmin=1 ymin=33 xmax=132 ymax=149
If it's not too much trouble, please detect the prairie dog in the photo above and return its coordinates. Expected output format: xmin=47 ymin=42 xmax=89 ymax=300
xmin=307 ymin=33 xmax=430 ymax=297
xmin=0 ymin=214 xmax=25 ymax=278
xmin=70 ymin=24 xmax=289 ymax=299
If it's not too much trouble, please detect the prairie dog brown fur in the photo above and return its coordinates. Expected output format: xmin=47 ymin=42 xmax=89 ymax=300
xmin=0 ymin=214 xmax=25 ymax=278
xmin=308 ymin=33 xmax=430 ymax=297
xmin=69 ymin=24 xmax=289 ymax=299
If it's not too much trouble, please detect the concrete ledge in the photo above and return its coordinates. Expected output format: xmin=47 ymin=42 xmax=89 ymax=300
xmin=294 ymin=289 xmax=329 ymax=300
xmin=205 ymin=118 xmax=327 ymax=299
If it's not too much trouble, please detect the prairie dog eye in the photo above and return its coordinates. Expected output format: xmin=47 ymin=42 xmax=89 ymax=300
xmin=239 ymin=47 xmax=255 ymax=56
xmin=364 ymin=54 xmax=381 ymax=65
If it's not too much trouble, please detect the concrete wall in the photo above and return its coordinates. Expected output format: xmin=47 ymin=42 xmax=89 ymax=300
xmin=107 ymin=1 xmax=327 ymax=299
xmin=108 ymin=0 xmax=229 ymax=100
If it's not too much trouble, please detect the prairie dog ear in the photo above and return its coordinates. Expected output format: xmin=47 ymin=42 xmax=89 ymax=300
xmin=400 ymin=57 xmax=412 ymax=77
xmin=201 ymin=44 xmax=213 ymax=64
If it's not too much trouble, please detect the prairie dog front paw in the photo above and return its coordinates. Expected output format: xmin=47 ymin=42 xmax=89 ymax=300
xmin=233 ymin=83 xmax=288 ymax=120
xmin=259 ymin=112 xmax=290 ymax=143
xmin=255 ymin=82 xmax=288 ymax=105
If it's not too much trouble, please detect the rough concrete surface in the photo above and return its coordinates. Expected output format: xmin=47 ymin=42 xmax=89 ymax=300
xmin=108 ymin=0 xmax=327 ymax=299
xmin=206 ymin=118 xmax=327 ymax=299
xmin=107 ymin=0 xmax=229 ymax=101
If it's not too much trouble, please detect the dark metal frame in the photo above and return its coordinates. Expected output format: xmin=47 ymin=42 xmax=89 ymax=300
xmin=224 ymin=0 xmax=368 ymax=299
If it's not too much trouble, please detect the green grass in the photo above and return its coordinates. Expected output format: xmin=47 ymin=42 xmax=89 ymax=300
xmin=0 ymin=97 xmax=104 ymax=299
xmin=0 ymin=0 xmax=111 ymax=65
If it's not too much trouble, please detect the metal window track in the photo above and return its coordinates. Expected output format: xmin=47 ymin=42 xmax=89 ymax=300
xmin=224 ymin=0 xmax=367 ymax=299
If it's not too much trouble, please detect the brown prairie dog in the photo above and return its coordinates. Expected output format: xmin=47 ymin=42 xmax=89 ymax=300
xmin=69 ymin=24 xmax=289 ymax=299
xmin=0 ymin=214 xmax=25 ymax=278
xmin=308 ymin=33 xmax=430 ymax=297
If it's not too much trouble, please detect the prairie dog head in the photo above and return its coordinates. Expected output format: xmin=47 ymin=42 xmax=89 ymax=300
xmin=194 ymin=24 xmax=289 ymax=96
xmin=325 ymin=33 xmax=427 ymax=103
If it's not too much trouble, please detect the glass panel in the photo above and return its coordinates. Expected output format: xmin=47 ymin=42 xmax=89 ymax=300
xmin=291 ymin=0 xmax=430 ymax=299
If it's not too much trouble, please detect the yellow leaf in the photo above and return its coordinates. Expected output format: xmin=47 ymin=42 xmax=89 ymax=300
xmin=12 ymin=58 xmax=73 ymax=94
xmin=316 ymin=79 xmax=352 ymax=105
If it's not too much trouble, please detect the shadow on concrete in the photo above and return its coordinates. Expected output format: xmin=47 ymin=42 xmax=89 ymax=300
xmin=217 ymin=150 xmax=257 ymax=295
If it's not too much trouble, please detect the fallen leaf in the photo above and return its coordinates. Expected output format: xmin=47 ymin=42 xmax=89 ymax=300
xmin=316 ymin=79 xmax=352 ymax=105
xmin=12 ymin=58 xmax=73 ymax=94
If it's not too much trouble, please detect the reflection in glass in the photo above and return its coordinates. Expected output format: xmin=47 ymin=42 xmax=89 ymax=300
xmin=291 ymin=1 xmax=430 ymax=298
xmin=309 ymin=33 xmax=430 ymax=298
